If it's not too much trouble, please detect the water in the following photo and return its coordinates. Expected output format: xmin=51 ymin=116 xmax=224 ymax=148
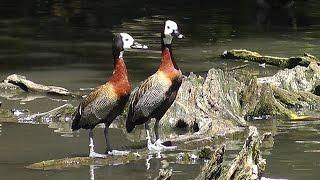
xmin=0 ymin=0 xmax=320 ymax=179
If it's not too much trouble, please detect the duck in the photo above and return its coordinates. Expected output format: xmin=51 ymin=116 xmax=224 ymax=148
xmin=126 ymin=20 xmax=184 ymax=152
xmin=72 ymin=33 xmax=147 ymax=158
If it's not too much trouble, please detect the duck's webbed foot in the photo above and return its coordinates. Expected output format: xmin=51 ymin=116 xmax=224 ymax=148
xmin=147 ymin=139 xmax=177 ymax=152
xmin=89 ymin=151 xmax=107 ymax=158
xmin=107 ymin=150 xmax=130 ymax=156
xmin=89 ymin=129 xmax=107 ymax=158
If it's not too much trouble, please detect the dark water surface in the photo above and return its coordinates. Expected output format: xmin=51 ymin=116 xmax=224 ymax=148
xmin=1 ymin=0 xmax=320 ymax=179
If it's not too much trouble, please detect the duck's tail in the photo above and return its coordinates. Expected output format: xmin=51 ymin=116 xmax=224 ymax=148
xmin=71 ymin=106 xmax=82 ymax=131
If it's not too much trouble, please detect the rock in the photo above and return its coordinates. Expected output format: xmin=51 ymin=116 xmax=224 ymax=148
xmin=222 ymin=49 xmax=319 ymax=68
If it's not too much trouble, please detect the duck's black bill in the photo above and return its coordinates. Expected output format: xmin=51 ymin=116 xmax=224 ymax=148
xmin=131 ymin=41 xmax=148 ymax=49
xmin=172 ymin=30 xmax=184 ymax=39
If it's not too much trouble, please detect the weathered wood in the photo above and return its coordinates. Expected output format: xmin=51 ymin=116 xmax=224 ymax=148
xmin=155 ymin=169 xmax=173 ymax=180
xmin=3 ymin=74 xmax=75 ymax=96
xmin=162 ymin=70 xmax=246 ymax=137
xmin=222 ymin=126 xmax=266 ymax=180
xmin=222 ymin=49 xmax=319 ymax=68
xmin=195 ymin=145 xmax=225 ymax=180
xmin=196 ymin=126 xmax=266 ymax=180
xmin=27 ymin=104 xmax=76 ymax=123
xmin=0 ymin=109 xmax=17 ymax=122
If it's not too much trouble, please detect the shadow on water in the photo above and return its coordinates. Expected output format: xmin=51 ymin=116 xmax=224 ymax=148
xmin=1 ymin=0 xmax=320 ymax=179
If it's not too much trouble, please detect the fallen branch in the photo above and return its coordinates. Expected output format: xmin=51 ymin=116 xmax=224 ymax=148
xmin=2 ymin=74 xmax=75 ymax=96
xmin=222 ymin=49 xmax=319 ymax=68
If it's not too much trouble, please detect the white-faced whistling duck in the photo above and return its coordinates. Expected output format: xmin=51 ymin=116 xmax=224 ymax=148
xmin=72 ymin=33 xmax=147 ymax=158
xmin=126 ymin=20 xmax=184 ymax=152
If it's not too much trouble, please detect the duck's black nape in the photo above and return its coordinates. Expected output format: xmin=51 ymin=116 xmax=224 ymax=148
xmin=112 ymin=33 xmax=124 ymax=60
xmin=161 ymin=32 xmax=178 ymax=70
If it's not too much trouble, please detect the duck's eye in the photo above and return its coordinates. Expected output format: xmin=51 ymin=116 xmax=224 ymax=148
xmin=125 ymin=38 xmax=129 ymax=41
xmin=167 ymin=26 xmax=170 ymax=29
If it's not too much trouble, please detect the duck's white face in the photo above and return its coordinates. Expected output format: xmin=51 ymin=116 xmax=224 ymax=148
xmin=120 ymin=33 xmax=135 ymax=49
xmin=164 ymin=20 xmax=179 ymax=36
xmin=163 ymin=20 xmax=184 ymax=45
xmin=119 ymin=33 xmax=148 ymax=50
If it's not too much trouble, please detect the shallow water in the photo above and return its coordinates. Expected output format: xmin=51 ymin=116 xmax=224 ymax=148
xmin=1 ymin=0 xmax=320 ymax=179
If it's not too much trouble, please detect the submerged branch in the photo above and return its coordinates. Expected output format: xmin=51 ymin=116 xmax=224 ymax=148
xmin=27 ymin=152 xmax=145 ymax=170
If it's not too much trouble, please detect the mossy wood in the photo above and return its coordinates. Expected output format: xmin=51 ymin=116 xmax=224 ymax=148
xmin=27 ymin=152 xmax=145 ymax=170
xmin=222 ymin=49 xmax=319 ymax=68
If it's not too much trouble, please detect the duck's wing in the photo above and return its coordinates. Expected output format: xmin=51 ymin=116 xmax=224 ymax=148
xmin=72 ymin=84 xmax=118 ymax=130
xmin=128 ymin=73 xmax=170 ymax=122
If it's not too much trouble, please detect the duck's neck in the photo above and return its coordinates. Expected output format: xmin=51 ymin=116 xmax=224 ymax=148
xmin=159 ymin=37 xmax=179 ymax=72
xmin=109 ymin=56 xmax=129 ymax=85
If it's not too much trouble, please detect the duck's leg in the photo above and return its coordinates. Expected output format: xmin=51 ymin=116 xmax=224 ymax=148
xmin=154 ymin=120 xmax=160 ymax=141
xmin=104 ymin=126 xmax=112 ymax=152
xmin=145 ymin=121 xmax=176 ymax=152
xmin=89 ymin=129 xmax=106 ymax=158
xmin=153 ymin=120 xmax=177 ymax=151
xmin=104 ymin=124 xmax=129 ymax=156
xmin=145 ymin=122 xmax=158 ymax=151
xmin=145 ymin=123 xmax=152 ymax=143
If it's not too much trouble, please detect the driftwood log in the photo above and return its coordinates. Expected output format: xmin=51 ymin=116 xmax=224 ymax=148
xmin=1 ymin=74 xmax=75 ymax=96
xmin=222 ymin=49 xmax=319 ymax=68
